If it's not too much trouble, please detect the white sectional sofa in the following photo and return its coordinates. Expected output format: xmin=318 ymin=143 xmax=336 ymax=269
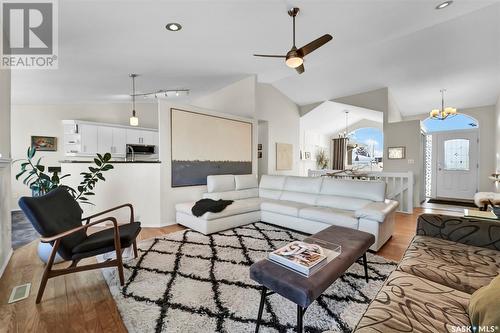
xmin=175 ymin=174 xmax=399 ymax=251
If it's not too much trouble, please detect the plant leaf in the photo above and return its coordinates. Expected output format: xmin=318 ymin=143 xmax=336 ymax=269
xmin=16 ymin=170 xmax=27 ymax=180
xmin=103 ymin=153 xmax=111 ymax=162
xmin=94 ymin=158 xmax=102 ymax=166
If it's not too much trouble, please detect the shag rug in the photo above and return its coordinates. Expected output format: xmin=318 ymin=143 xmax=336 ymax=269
xmin=100 ymin=223 xmax=397 ymax=333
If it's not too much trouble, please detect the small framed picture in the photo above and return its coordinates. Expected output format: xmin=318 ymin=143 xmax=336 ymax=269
xmin=304 ymin=152 xmax=311 ymax=160
xmin=258 ymin=151 xmax=262 ymax=159
xmin=258 ymin=144 xmax=262 ymax=151
xmin=31 ymin=136 xmax=57 ymax=151
xmin=388 ymin=147 xmax=406 ymax=159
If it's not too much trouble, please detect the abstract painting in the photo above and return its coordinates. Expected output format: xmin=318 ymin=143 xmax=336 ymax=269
xmin=31 ymin=136 xmax=57 ymax=151
xmin=276 ymin=143 xmax=293 ymax=170
xmin=171 ymin=108 xmax=253 ymax=187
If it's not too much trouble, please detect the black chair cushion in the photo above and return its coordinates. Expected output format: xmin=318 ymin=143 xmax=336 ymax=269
xmin=18 ymin=187 xmax=86 ymax=260
xmin=72 ymin=222 xmax=141 ymax=257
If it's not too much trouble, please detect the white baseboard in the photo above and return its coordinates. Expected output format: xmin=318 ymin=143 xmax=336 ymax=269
xmin=0 ymin=248 xmax=13 ymax=279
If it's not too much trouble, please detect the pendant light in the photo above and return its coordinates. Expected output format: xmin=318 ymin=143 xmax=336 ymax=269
xmin=429 ymin=89 xmax=457 ymax=120
xmin=129 ymin=74 xmax=139 ymax=126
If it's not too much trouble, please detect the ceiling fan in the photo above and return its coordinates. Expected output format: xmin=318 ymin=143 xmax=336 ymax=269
xmin=253 ymin=7 xmax=332 ymax=74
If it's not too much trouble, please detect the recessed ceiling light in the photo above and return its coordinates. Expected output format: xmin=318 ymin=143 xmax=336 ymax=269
xmin=436 ymin=1 xmax=453 ymax=9
xmin=166 ymin=23 xmax=182 ymax=31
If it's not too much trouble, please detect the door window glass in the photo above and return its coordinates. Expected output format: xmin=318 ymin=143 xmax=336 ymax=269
xmin=444 ymin=139 xmax=469 ymax=171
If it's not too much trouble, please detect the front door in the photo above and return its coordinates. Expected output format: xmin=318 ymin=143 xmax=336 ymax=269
xmin=435 ymin=130 xmax=478 ymax=200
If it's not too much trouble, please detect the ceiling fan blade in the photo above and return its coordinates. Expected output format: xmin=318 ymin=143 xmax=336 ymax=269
xmin=253 ymin=54 xmax=286 ymax=58
xmin=295 ymin=64 xmax=305 ymax=74
xmin=297 ymin=34 xmax=333 ymax=57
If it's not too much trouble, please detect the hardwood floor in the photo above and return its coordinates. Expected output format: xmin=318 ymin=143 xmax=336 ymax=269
xmin=0 ymin=208 xmax=462 ymax=332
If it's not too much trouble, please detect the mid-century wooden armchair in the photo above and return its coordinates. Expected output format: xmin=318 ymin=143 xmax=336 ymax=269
xmin=18 ymin=187 xmax=141 ymax=303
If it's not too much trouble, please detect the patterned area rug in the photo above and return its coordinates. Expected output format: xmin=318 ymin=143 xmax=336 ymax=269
xmin=100 ymin=223 xmax=397 ymax=333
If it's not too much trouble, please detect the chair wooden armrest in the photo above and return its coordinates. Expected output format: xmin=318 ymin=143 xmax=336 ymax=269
xmin=40 ymin=217 xmax=119 ymax=243
xmin=82 ymin=203 xmax=134 ymax=225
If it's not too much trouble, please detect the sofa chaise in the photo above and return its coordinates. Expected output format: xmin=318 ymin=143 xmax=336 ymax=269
xmin=176 ymin=174 xmax=399 ymax=251
xmin=354 ymin=214 xmax=500 ymax=332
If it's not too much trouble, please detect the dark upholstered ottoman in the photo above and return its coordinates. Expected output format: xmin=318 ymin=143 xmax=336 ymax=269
xmin=249 ymin=225 xmax=375 ymax=333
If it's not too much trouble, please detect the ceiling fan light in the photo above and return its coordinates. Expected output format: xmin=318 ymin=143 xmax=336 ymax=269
xmin=285 ymin=56 xmax=303 ymax=68
xmin=436 ymin=1 xmax=453 ymax=10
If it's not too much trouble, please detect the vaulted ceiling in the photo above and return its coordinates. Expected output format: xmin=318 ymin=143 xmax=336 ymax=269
xmin=11 ymin=0 xmax=500 ymax=117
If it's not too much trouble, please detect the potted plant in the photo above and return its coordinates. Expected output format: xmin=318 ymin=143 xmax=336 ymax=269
xmin=316 ymin=149 xmax=329 ymax=169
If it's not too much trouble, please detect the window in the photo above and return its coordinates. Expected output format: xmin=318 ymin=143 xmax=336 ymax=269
xmin=348 ymin=127 xmax=383 ymax=171
xmin=444 ymin=139 xmax=469 ymax=171
xmin=422 ymin=114 xmax=478 ymax=133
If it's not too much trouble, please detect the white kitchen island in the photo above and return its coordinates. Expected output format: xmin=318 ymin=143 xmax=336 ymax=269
xmin=60 ymin=161 xmax=162 ymax=227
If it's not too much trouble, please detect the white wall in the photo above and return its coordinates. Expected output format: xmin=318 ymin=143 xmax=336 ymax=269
xmin=158 ymin=101 xmax=258 ymax=225
xmin=461 ymin=105 xmax=496 ymax=192
xmin=0 ymin=69 xmax=12 ymax=277
xmin=256 ymin=83 xmax=300 ymax=176
xmin=192 ymin=76 xmax=256 ymax=118
xmin=299 ymin=130 xmax=330 ymax=176
xmin=496 ymin=95 xmax=500 ymax=175
xmin=10 ymin=103 xmax=158 ymax=209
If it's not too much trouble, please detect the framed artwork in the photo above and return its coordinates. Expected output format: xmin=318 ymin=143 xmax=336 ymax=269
xmin=304 ymin=152 xmax=311 ymax=160
xmin=258 ymin=152 xmax=262 ymax=159
xmin=258 ymin=144 xmax=262 ymax=151
xmin=31 ymin=136 xmax=57 ymax=151
xmin=171 ymin=108 xmax=253 ymax=187
xmin=276 ymin=143 xmax=293 ymax=170
xmin=388 ymin=146 xmax=406 ymax=159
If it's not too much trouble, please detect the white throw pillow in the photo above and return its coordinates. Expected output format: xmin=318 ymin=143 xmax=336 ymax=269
xmin=235 ymin=174 xmax=258 ymax=190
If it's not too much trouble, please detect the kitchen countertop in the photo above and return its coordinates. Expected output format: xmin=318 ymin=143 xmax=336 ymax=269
xmin=60 ymin=160 xmax=161 ymax=164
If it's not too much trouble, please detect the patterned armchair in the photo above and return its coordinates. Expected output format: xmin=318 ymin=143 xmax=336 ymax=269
xmin=355 ymin=214 xmax=500 ymax=332
xmin=416 ymin=214 xmax=500 ymax=250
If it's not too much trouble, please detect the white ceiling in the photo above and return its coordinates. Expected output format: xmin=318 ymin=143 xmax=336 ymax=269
xmin=300 ymin=101 xmax=383 ymax=136
xmin=11 ymin=0 xmax=500 ymax=117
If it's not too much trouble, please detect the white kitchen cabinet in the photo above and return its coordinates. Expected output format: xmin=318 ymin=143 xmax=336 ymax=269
xmin=112 ymin=127 xmax=127 ymax=155
xmin=141 ymin=131 xmax=154 ymax=145
xmin=126 ymin=129 xmax=155 ymax=145
xmin=126 ymin=129 xmax=142 ymax=144
xmin=97 ymin=126 xmax=113 ymax=154
xmin=63 ymin=120 xmax=158 ymax=157
xmin=80 ymin=124 xmax=98 ymax=154
xmin=98 ymin=126 xmax=126 ymax=156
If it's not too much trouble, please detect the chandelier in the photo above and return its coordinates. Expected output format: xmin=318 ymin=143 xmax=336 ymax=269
xmin=429 ymin=89 xmax=457 ymax=120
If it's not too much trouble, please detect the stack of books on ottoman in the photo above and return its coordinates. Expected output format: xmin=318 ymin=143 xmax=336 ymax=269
xmin=268 ymin=240 xmax=341 ymax=277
